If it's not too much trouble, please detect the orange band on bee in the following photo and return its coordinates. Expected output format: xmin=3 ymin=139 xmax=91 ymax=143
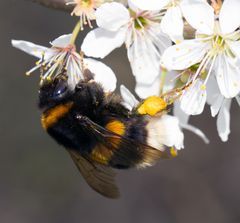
xmin=90 ymin=120 xmax=126 ymax=165
xmin=105 ymin=120 xmax=126 ymax=136
xmin=41 ymin=102 xmax=73 ymax=130
xmin=106 ymin=120 xmax=126 ymax=146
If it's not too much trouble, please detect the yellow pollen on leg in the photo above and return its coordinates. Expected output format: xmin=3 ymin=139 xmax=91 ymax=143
xmin=137 ymin=96 xmax=167 ymax=116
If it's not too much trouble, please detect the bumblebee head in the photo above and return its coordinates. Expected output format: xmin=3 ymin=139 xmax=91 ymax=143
xmin=38 ymin=76 xmax=72 ymax=110
xmin=72 ymin=79 xmax=105 ymax=112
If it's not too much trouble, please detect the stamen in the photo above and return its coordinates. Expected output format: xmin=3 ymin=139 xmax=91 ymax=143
xmin=26 ymin=64 xmax=42 ymax=76
xmin=42 ymin=62 xmax=58 ymax=80
xmin=192 ymin=51 xmax=212 ymax=82
xmin=203 ymin=55 xmax=217 ymax=86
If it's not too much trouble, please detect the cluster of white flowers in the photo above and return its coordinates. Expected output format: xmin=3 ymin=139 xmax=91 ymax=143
xmin=12 ymin=0 xmax=239 ymax=149
xmin=159 ymin=0 xmax=240 ymax=142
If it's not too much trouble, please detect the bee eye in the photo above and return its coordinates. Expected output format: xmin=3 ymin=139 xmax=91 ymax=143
xmin=53 ymin=81 xmax=68 ymax=98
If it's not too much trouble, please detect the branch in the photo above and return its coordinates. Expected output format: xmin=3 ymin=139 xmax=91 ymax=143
xmin=26 ymin=0 xmax=73 ymax=12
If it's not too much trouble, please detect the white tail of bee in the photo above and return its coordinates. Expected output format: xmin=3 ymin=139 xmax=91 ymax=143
xmin=146 ymin=114 xmax=184 ymax=151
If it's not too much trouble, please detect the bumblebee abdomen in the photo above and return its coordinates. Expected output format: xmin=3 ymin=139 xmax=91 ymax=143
xmin=109 ymin=117 xmax=150 ymax=169
xmin=89 ymin=117 xmax=157 ymax=169
xmin=41 ymin=103 xmax=164 ymax=170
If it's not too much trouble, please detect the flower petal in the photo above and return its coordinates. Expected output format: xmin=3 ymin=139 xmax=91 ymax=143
xmin=81 ymin=27 xmax=126 ymax=58
xmin=227 ymin=40 xmax=240 ymax=61
xmin=215 ymin=54 xmax=240 ymax=98
xmin=96 ymin=2 xmax=130 ymax=31
xmin=206 ymin=75 xmax=224 ymax=117
xmin=135 ymin=70 xmax=178 ymax=99
xmin=50 ymin=34 xmax=72 ymax=47
xmin=180 ymin=79 xmax=207 ymax=115
xmin=217 ymin=99 xmax=231 ymax=142
xmin=128 ymin=0 xmax=170 ymax=11
xmin=128 ymin=32 xmax=170 ymax=84
xmin=181 ymin=123 xmax=209 ymax=144
xmin=120 ymin=85 xmax=139 ymax=110
xmin=11 ymin=40 xmax=49 ymax=58
xmin=210 ymin=94 xmax=224 ymax=117
xmin=161 ymin=6 xmax=184 ymax=43
xmin=84 ymin=58 xmax=117 ymax=92
xmin=219 ymin=0 xmax=240 ymax=34
xmin=161 ymin=39 xmax=209 ymax=70
xmin=180 ymin=0 xmax=214 ymax=35
xmin=174 ymin=101 xmax=209 ymax=143
xmin=173 ymin=101 xmax=190 ymax=124
xmin=161 ymin=70 xmax=179 ymax=92
xmin=67 ymin=56 xmax=83 ymax=90
xmin=135 ymin=76 xmax=160 ymax=99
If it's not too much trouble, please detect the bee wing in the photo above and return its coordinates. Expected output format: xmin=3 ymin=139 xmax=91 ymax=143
xmin=78 ymin=116 xmax=171 ymax=169
xmin=67 ymin=149 xmax=120 ymax=199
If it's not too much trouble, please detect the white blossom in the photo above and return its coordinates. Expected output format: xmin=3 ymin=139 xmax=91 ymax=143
xmin=120 ymin=85 xmax=139 ymax=110
xmin=81 ymin=1 xmax=171 ymax=96
xmin=66 ymin=0 xmax=107 ymax=29
xmin=11 ymin=34 xmax=116 ymax=92
xmin=207 ymin=75 xmax=232 ymax=141
xmin=129 ymin=0 xmax=212 ymax=42
xmin=162 ymin=0 xmax=240 ymax=115
xmin=133 ymin=67 xmax=209 ymax=143
xmin=174 ymin=101 xmax=209 ymax=143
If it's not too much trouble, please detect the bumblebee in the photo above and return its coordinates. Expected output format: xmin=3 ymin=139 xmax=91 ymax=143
xmin=38 ymin=70 xmax=175 ymax=198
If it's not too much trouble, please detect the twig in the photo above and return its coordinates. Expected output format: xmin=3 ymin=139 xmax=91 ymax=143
xmin=26 ymin=0 xmax=73 ymax=12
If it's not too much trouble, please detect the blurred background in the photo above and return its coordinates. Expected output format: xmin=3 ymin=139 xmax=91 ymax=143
xmin=1 ymin=0 xmax=240 ymax=222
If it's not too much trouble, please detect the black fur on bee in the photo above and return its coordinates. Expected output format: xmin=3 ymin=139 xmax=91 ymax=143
xmin=39 ymin=69 xmax=171 ymax=198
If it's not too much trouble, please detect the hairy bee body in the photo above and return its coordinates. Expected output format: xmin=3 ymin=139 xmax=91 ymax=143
xmin=38 ymin=71 xmax=170 ymax=198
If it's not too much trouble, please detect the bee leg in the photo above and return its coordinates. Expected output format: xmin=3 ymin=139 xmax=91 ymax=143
xmin=137 ymin=96 xmax=167 ymax=116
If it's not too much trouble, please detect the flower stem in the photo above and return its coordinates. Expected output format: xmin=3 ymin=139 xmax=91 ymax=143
xmin=159 ymin=68 xmax=167 ymax=95
xmin=70 ymin=21 xmax=81 ymax=45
